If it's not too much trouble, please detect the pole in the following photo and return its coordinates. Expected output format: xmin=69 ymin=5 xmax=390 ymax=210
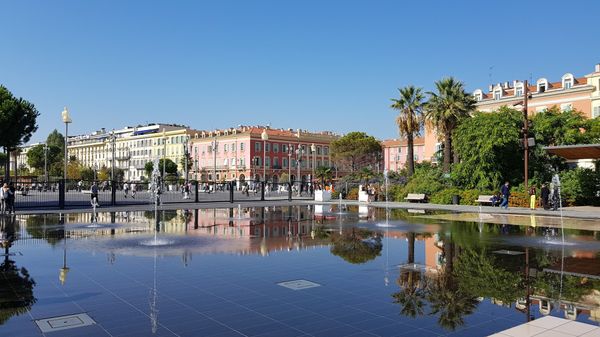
xmin=263 ymin=140 xmax=266 ymax=183
xmin=162 ymin=132 xmax=166 ymax=185
xmin=213 ymin=137 xmax=217 ymax=188
xmin=111 ymin=134 xmax=115 ymax=181
xmin=44 ymin=145 xmax=48 ymax=184
xmin=64 ymin=123 xmax=68 ymax=181
xmin=523 ymin=80 xmax=529 ymax=190
xmin=184 ymin=137 xmax=188 ymax=184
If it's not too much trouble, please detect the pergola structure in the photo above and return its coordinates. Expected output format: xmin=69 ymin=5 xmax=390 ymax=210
xmin=544 ymin=144 xmax=600 ymax=160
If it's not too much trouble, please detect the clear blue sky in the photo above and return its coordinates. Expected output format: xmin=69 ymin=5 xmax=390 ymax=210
xmin=2 ymin=0 xmax=599 ymax=144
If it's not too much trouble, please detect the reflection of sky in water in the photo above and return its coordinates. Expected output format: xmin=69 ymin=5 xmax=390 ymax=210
xmin=2 ymin=206 xmax=600 ymax=336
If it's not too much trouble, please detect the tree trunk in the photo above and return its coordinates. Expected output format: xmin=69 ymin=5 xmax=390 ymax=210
xmin=452 ymin=135 xmax=459 ymax=164
xmin=4 ymin=149 xmax=10 ymax=182
xmin=443 ymin=132 xmax=452 ymax=173
xmin=407 ymin=232 xmax=415 ymax=264
xmin=407 ymin=135 xmax=415 ymax=176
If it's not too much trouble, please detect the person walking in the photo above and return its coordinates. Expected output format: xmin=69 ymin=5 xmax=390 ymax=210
xmin=529 ymin=185 xmax=537 ymax=210
xmin=6 ymin=183 xmax=15 ymax=214
xmin=130 ymin=182 xmax=137 ymax=198
xmin=123 ymin=182 xmax=129 ymax=198
xmin=499 ymin=181 xmax=510 ymax=209
xmin=540 ymin=184 xmax=550 ymax=210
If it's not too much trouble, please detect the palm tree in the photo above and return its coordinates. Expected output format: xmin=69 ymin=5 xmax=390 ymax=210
xmin=424 ymin=78 xmax=476 ymax=172
xmin=315 ymin=166 xmax=332 ymax=187
xmin=391 ymin=86 xmax=424 ymax=176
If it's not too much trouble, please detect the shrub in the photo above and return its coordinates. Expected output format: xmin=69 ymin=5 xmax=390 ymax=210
xmin=346 ymin=187 xmax=359 ymax=200
xmin=460 ymin=189 xmax=489 ymax=206
xmin=430 ymin=187 xmax=462 ymax=204
xmin=392 ymin=163 xmax=446 ymax=201
xmin=560 ymin=168 xmax=600 ymax=206
xmin=509 ymin=191 xmax=529 ymax=208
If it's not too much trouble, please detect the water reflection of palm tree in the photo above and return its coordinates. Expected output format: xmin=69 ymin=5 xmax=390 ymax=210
xmin=330 ymin=228 xmax=382 ymax=264
xmin=392 ymin=232 xmax=426 ymax=318
xmin=426 ymin=240 xmax=478 ymax=331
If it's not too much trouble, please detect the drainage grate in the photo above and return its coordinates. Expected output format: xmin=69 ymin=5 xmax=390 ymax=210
xmin=35 ymin=313 xmax=96 ymax=333
xmin=493 ymin=249 xmax=525 ymax=255
xmin=277 ymin=279 xmax=321 ymax=290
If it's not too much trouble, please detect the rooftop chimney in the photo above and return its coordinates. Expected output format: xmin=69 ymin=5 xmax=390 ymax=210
xmin=488 ymin=84 xmax=493 ymax=92
xmin=596 ymin=63 xmax=600 ymax=73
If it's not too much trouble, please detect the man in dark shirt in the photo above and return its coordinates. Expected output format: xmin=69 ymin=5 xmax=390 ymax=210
xmin=499 ymin=181 xmax=510 ymax=209
xmin=540 ymin=184 xmax=550 ymax=210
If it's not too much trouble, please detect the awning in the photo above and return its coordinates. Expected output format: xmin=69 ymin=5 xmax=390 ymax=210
xmin=544 ymin=144 xmax=600 ymax=160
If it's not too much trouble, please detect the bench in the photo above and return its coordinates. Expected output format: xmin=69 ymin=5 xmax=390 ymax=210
xmin=404 ymin=193 xmax=427 ymax=203
xmin=475 ymin=195 xmax=495 ymax=205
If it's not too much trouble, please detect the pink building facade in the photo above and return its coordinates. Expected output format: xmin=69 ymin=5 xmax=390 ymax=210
xmin=189 ymin=126 xmax=339 ymax=186
xmin=382 ymin=138 xmax=426 ymax=172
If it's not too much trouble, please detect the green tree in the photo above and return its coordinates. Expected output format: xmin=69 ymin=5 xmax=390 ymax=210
xmin=531 ymin=107 xmax=591 ymax=146
xmin=330 ymin=132 xmax=382 ymax=173
xmin=330 ymin=228 xmax=382 ymax=264
xmin=424 ymin=78 xmax=476 ymax=172
xmin=46 ymin=129 xmax=65 ymax=151
xmin=0 ymin=86 xmax=40 ymax=180
xmin=26 ymin=144 xmax=63 ymax=176
xmin=180 ymin=152 xmax=193 ymax=175
xmin=452 ymin=107 xmax=523 ymax=189
xmin=145 ymin=159 xmax=178 ymax=178
xmin=80 ymin=167 xmax=95 ymax=181
xmin=391 ymin=86 xmax=425 ymax=176
xmin=315 ymin=166 xmax=332 ymax=186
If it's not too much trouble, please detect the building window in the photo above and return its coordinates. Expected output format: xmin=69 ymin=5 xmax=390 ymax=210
xmin=273 ymin=158 xmax=279 ymax=167
xmin=224 ymin=144 xmax=228 ymax=152
xmin=265 ymin=157 xmax=270 ymax=167
xmin=223 ymin=158 xmax=228 ymax=166
xmin=231 ymin=143 xmax=236 ymax=152
xmin=562 ymin=73 xmax=574 ymax=89
xmin=317 ymin=146 xmax=322 ymax=155
xmin=493 ymin=89 xmax=501 ymax=100
xmin=273 ymin=144 xmax=279 ymax=153
xmin=323 ymin=146 xmax=328 ymax=155
xmin=282 ymin=144 xmax=288 ymax=153
xmin=255 ymin=142 xmax=261 ymax=151
xmin=515 ymin=87 xmax=523 ymax=97
xmin=265 ymin=143 xmax=270 ymax=152
xmin=240 ymin=143 xmax=244 ymax=151
xmin=593 ymin=106 xmax=600 ymax=118
xmin=537 ymin=78 xmax=548 ymax=93
xmin=283 ymin=158 xmax=288 ymax=167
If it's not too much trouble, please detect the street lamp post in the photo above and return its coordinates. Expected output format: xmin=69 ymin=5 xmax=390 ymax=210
xmin=295 ymin=146 xmax=304 ymax=196
xmin=311 ymin=143 xmax=316 ymax=187
xmin=110 ymin=131 xmax=116 ymax=181
xmin=43 ymin=144 xmax=49 ymax=184
xmin=287 ymin=144 xmax=292 ymax=183
xmin=183 ymin=136 xmax=189 ymax=184
xmin=212 ymin=137 xmax=218 ymax=187
xmin=523 ymin=80 xmax=530 ymax=190
xmin=61 ymin=107 xmax=72 ymax=181
xmin=261 ymin=130 xmax=268 ymax=183
xmin=162 ymin=129 xmax=166 ymax=186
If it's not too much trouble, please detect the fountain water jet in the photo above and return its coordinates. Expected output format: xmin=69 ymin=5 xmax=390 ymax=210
xmin=140 ymin=158 xmax=173 ymax=247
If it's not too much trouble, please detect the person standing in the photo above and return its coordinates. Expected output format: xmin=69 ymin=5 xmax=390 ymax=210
xmin=529 ymin=185 xmax=537 ymax=210
xmin=499 ymin=181 xmax=510 ymax=209
xmin=6 ymin=183 xmax=15 ymax=214
xmin=0 ymin=183 xmax=7 ymax=214
xmin=540 ymin=184 xmax=550 ymax=210
xmin=90 ymin=181 xmax=100 ymax=207
xmin=130 ymin=182 xmax=137 ymax=198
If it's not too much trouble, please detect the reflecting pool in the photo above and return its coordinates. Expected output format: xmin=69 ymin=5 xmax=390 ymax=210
xmin=1 ymin=205 xmax=599 ymax=336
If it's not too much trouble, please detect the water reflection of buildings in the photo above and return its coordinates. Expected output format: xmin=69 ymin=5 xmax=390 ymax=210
xmin=417 ymin=230 xmax=600 ymax=323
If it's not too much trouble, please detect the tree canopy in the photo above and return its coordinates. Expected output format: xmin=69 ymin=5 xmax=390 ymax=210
xmin=145 ymin=159 xmax=178 ymax=178
xmin=391 ymin=86 xmax=425 ymax=176
xmin=452 ymin=107 xmax=523 ymax=189
xmin=330 ymin=132 xmax=382 ymax=172
xmin=424 ymin=77 xmax=475 ymax=172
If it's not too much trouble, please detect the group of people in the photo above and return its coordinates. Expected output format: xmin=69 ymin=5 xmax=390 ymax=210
xmin=494 ymin=181 xmax=561 ymax=210
xmin=0 ymin=183 xmax=15 ymax=214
